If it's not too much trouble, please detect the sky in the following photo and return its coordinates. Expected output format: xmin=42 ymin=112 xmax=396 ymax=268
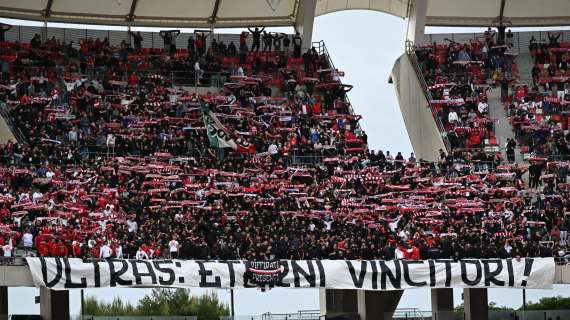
xmin=1 ymin=10 xmax=570 ymax=316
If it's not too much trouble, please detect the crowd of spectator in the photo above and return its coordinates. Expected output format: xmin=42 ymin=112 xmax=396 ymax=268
xmin=507 ymin=33 xmax=570 ymax=158
xmin=0 ymin=26 xmax=567 ymax=262
xmin=414 ymin=32 xmax=521 ymax=161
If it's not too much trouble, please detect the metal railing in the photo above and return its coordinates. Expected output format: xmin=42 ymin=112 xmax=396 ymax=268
xmin=393 ymin=308 xmax=430 ymax=319
xmin=311 ymin=40 xmax=357 ymax=118
xmin=1 ymin=24 xmax=290 ymax=51
xmin=260 ymin=310 xmax=320 ymax=320
xmin=421 ymin=29 xmax=570 ymax=56
xmin=4 ymin=62 xmax=233 ymax=90
xmin=0 ymin=257 xmax=568 ymax=267
xmin=405 ymin=41 xmax=452 ymax=154
xmin=76 ymin=317 xmax=197 ymax=320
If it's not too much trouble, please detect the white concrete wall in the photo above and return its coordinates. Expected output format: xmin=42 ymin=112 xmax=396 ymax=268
xmin=391 ymin=53 xmax=446 ymax=162
xmin=0 ymin=116 xmax=17 ymax=144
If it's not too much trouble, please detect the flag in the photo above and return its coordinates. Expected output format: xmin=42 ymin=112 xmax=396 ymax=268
xmin=201 ymin=101 xmax=256 ymax=153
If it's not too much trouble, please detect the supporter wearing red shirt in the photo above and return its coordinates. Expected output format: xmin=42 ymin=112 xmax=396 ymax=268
xmin=239 ymin=32 xmax=248 ymax=46
xmin=128 ymin=74 xmax=139 ymax=86
xmin=72 ymin=241 xmax=81 ymax=257
xmin=57 ymin=242 xmax=69 ymax=257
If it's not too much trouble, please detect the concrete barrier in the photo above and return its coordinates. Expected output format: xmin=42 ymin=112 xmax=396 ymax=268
xmin=390 ymin=53 xmax=446 ymax=161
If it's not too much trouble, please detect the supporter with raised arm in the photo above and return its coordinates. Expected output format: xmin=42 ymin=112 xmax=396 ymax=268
xmin=129 ymin=31 xmax=143 ymax=51
xmin=547 ymin=31 xmax=561 ymax=48
xmin=248 ymin=27 xmax=265 ymax=52
xmin=159 ymin=29 xmax=180 ymax=55
xmin=0 ymin=23 xmax=11 ymax=42
xmin=262 ymin=31 xmax=273 ymax=52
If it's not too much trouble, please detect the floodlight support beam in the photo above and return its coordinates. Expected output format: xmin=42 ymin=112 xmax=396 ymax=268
xmin=406 ymin=0 xmax=428 ymax=45
xmin=498 ymin=0 xmax=507 ymax=27
xmin=43 ymin=0 xmax=54 ymax=18
xmin=295 ymin=0 xmax=317 ymax=51
xmin=209 ymin=0 xmax=222 ymax=24
xmin=127 ymin=0 xmax=139 ymax=22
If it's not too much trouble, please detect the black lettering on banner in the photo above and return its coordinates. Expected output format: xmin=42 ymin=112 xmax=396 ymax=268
xmin=223 ymin=261 xmax=240 ymax=287
xmin=378 ymin=260 xmax=401 ymax=290
xmin=108 ymin=259 xmax=133 ymax=287
xmin=89 ymin=260 xmax=102 ymax=287
xmin=506 ymin=258 xmax=514 ymax=287
xmin=292 ymin=260 xmax=316 ymax=287
xmin=152 ymin=261 xmax=175 ymax=285
xmin=428 ymin=260 xmax=436 ymax=287
xmin=40 ymin=257 xmax=63 ymax=288
xmin=482 ymin=260 xmax=505 ymax=287
xmin=370 ymin=261 xmax=378 ymax=289
xmin=402 ymin=261 xmax=427 ymax=287
xmin=346 ymin=261 xmax=367 ymax=288
xmin=315 ymin=260 xmax=326 ymax=287
xmin=460 ymin=260 xmax=482 ymax=286
xmin=130 ymin=260 xmax=157 ymax=285
xmin=28 ymin=258 xmax=549 ymax=290
xmin=521 ymin=258 xmax=534 ymax=287
xmin=435 ymin=260 xmax=453 ymax=287
xmin=277 ymin=261 xmax=290 ymax=287
xmin=63 ymin=258 xmax=87 ymax=288
xmin=196 ymin=261 xmax=221 ymax=288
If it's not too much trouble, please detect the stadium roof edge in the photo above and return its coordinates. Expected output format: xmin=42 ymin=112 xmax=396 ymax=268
xmin=426 ymin=16 xmax=570 ymax=28
xmin=0 ymin=0 xmax=569 ymax=30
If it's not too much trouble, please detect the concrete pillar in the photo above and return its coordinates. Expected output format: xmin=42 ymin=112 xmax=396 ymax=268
xmin=406 ymin=0 xmax=428 ymax=45
xmin=40 ymin=287 xmax=69 ymax=320
xmin=319 ymin=289 xmax=358 ymax=318
xmin=463 ymin=288 xmax=488 ymax=320
xmin=431 ymin=288 xmax=454 ymax=320
xmin=295 ymin=0 xmax=317 ymax=51
xmin=0 ymin=286 xmax=7 ymax=316
xmin=357 ymin=290 xmax=403 ymax=320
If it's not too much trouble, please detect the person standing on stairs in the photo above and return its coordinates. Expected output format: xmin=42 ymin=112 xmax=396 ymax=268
xmin=506 ymin=138 xmax=516 ymax=163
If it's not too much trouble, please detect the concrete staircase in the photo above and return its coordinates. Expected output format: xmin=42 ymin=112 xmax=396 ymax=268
xmin=516 ymin=52 xmax=535 ymax=84
xmin=486 ymin=52 xmax=539 ymax=164
xmin=487 ymin=86 xmax=523 ymax=163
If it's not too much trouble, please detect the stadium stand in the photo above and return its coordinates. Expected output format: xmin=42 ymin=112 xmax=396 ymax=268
xmin=507 ymin=32 xmax=570 ymax=158
xmin=0 ymin=26 xmax=568 ymax=264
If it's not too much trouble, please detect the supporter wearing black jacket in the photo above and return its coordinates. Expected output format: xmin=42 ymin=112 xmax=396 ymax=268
xmin=248 ymin=27 xmax=264 ymax=52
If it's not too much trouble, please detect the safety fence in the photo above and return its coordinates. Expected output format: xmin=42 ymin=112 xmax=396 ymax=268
xmin=422 ymin=29 xmax=570 ymax=56
xmin=75 ymin=317 xmax=197 ymax=320
xmin=1 ymin=24 xmax=291 ymax=51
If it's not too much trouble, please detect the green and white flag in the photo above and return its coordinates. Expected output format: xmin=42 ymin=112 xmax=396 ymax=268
xmin=201 ymin=101 xmax=255 ymax=153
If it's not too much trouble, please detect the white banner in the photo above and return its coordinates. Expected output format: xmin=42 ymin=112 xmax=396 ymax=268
xmin=26 ymin=258 xmax=555 ymax=291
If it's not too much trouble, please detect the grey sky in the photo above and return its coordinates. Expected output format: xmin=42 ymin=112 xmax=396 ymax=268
xmin=1 ymin=10 xmax=569 ymax=316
